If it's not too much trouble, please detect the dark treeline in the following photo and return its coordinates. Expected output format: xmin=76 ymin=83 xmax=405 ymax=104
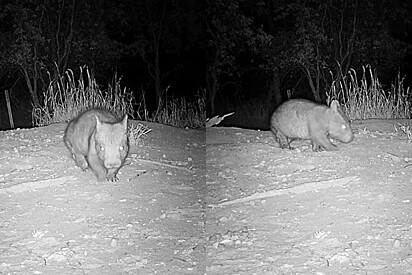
xmin=0 ymin=0 xmax=206 ymax=126
xmin=207 ymin=0 xmax=412 ymax=119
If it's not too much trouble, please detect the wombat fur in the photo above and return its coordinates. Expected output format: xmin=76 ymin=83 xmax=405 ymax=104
xmin=270 ymin=99 xmax=353 ymax=151
xmin=64 ymin=108 xmax=129 ymax=181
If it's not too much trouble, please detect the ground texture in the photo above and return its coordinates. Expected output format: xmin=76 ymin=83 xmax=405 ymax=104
xmin=2 ymin=119 xmax=412 ymax=274
xmin=0 ymin=121 xmax=206 ymax=274
xmin=206 ymin=120 xmax=412 ymax=275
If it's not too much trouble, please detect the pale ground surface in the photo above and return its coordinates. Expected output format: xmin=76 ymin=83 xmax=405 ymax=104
xmin=206 ymin=119 xmax=412 ymax=275
xmin=2 ymin=119 xmax=412 ymax=275
xmin=0 ymin=121 xmax=206 ymax=275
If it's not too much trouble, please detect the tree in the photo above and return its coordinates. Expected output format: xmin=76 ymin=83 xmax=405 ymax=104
xmin=0 ymin=0 xmax=47 ymax=106
xmin=0 ymin=0 xmax=122 ymax=107
xmin=289 ymin=0 xmax=329 ymax=102
xmin=206 ymin=0 xmax=272 ymax=115
xmin=283 ymin=0 xmax=407 ymax=102
xmin=118 ymin=0 xmax=202 ymax=107
xmin=206 ymin=0 xmax=409 ymax=119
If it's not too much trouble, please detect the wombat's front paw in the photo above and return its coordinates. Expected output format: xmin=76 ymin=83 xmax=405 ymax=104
xmin=107 ymin=173 xmax=119 ymax=182
xmin=279 ymin=143 xmax=291 ymax=149
xmin=76 ymin=160 xmax=88 ymax=171
xmin=311 ymin=144 xmax=323 ymax=152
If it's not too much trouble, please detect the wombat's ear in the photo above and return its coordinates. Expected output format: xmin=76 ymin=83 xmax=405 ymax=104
xmin=330 ymin=100 xmax=340 ymax=112
xmin=95 ymin=115 xmax=102 ymax=129
xmin=122 ymin=115 xmax=128 ymax=130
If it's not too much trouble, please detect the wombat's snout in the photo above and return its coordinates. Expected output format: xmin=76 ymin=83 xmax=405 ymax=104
xmin=343 ymin=132 xmax=354 ymax=143
xmin=104 ymin=160 xmax=121 ymax=169
xmin=338 ymin=127 xmax=354 ymax=143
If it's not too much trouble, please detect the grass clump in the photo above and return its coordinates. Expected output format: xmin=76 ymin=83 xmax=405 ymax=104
xmin=32 ymin=66 xmax=152 ymax=144
xmin=395 ymin=122 xmax=412 ymax=143
xmin=150 ymin=89 xmax=206 ymax=129
xmin=327 ymin=65 xmax=412 ymax=120
xmin=32 ymin=66 xmax=136 ymax=126
xmin=33 ymin=65 xmax=206 ymax=130
xmin=128 ymin=122 xmax=152 ymax=145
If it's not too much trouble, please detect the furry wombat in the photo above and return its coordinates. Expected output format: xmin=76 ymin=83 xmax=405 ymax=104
xmin=64 ymin=108 xmax=129 ymax=181
xmin=270 ymin=99 xmax=353 ymax=151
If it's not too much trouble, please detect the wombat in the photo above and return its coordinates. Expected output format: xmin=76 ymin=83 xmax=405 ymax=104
xmin=64 ymin=108 xmax=129 ymax=181
xmin=270 ymin=99 xmax=353 ymax=151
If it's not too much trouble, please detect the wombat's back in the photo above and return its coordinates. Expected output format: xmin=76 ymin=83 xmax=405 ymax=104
xmin=271 ymin=99 xmax=324 ymax=139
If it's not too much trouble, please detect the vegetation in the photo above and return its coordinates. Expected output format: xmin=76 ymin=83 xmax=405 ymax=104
xmin=220 ymin=65 xmax=411 ymax=129
xmin=207 ymin=0 xmax=411 ymax=126
xmin=136 ymin=87 xmax=206 ymax=128
xmin=128 ymin=122 xmax=152 ymax=145
xmin=32 ymin=66 xmax=205 ymax=130
xmin=396 ymin=122 xmax=412 ymax=143
xmin=1 ymin=0 xmax=411 ymax=130
xmin=32 ymin=66 xmax=136 ymax=126
xmin=149 ymin=89 xmax=205 ymax=129
xmin=0 ymin=0 xmax=204 ymax=127
xmin=328 ymin=66 xmax=412 ymax=120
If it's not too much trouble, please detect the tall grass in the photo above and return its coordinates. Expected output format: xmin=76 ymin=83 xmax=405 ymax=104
xmin=151 ymin=89 xmax=206 ymax=128
xmin=32 ymin=65 xmax=205 ymax=129
xmin=327 ymin=65 xmax=412 ymax=120
xmin=32 ymin=66 xmax=136 ymax=126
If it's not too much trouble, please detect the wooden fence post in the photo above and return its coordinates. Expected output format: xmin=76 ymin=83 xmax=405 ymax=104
xmin=4 ymin=90 xmax=14 ymax=129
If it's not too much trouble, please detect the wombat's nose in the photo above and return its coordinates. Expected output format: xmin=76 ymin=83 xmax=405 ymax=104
xmin=105 ymin=161 xmax=121 ymax=169
xmin=343 ymin=132 xmax=354 ymax=143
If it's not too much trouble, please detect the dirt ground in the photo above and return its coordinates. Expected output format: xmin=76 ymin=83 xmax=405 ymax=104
xmin=206 ymin=119 xmax=412 ymax=275
xmin=2 ymin=119 xmax=412 ymax=275
xmin=0 ymin=121 xmax=206 ymax=275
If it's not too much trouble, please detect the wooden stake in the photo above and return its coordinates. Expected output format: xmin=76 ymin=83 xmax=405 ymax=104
xmin=4 ymin=90 xmax=14 ymax=129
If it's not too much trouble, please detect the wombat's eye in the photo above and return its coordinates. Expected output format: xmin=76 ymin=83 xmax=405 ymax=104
xmin=120 ymin=146 xmax=124 ymax=151
xmin=99 ymin=145 xmax=105 ymax=152
xmin=342 ymin=125 xmax=347 ymax=130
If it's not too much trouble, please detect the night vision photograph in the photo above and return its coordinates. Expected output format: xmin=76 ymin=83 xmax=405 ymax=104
xmin=1 ymin=0 xmax=412 ymax=274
